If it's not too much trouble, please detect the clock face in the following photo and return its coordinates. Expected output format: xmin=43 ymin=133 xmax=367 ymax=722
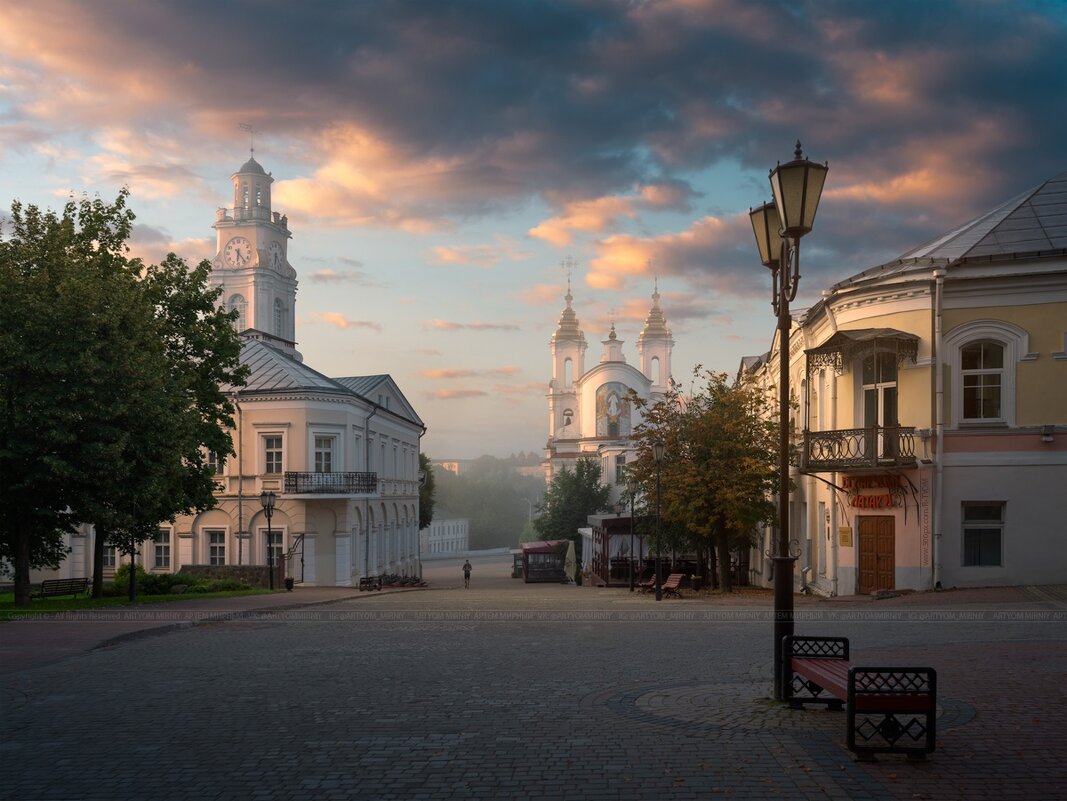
xmin=267 ymin=240 xmax=284 ymax=268
xmin=224 ymin=236 xmax=252 ymax=267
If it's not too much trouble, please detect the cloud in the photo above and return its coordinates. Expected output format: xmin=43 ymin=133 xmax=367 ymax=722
xmin=429 ymin=236 xmax=530 ymax=268
xmin=427 ymin=320 xmax=521 ymax=332
xmin=520 ymin=283 xmax=566 ymax=305
xmin=421 ymin=368 xmax=480 ymax=379
xmin=307 ymin=312 xmax=382 ymax=331
xmin=430 ymin=388 xmax=489 ymax=400
xmin=306 ymin=268 xmax=379 ymax=285
xmin=529 ymin=181 xmax=698 ymax=246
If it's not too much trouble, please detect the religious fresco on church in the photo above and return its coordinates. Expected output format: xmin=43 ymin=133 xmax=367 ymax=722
xmin=596 ymin=382 xmax=631 ymax=438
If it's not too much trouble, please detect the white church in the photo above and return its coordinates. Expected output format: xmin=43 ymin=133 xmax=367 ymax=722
xmin=543 ymin=281 xmax=674 ymax=494
xmin=32 ymin=155 xmax=426 ymax=587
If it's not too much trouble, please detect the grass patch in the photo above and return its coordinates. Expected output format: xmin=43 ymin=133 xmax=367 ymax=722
xmin=0 ymin=587 xmax=275 ymax=619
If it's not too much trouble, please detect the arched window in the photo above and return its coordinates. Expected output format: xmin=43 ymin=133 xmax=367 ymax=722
xmin=564 ymin=357 xmax=573 ymax=387
xmin=651 ymin=356 xmax=661 ymax=385
xmin=945 ymin=320 xmax=1034 ymax=427
xmin=228 ymin=294 xmax=247 ymax=331
xmin=273 ymin=298 xmax=284 ymax=337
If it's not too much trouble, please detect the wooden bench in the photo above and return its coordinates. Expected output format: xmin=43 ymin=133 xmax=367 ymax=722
xmin=638 ymin=572 xmax=685 ymax=597
xmin=660 ymin=573 xmax=685 ymax=598
xmin=783 ymin=635 xmax=937 ymax=760
xmin=35 ymin=577 xmax=91 ymax=599
xmin=358 ymin=576 xmax=382 ymax=591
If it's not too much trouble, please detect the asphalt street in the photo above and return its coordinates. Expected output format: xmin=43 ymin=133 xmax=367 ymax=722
xmin=2 ymin=552 xmax=1065 ymax=801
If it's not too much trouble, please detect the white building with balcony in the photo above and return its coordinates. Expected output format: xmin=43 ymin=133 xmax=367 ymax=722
xmin=40 ymin=154 xmax=425 ymax=587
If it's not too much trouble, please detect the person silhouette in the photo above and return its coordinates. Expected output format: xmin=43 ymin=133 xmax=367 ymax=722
xmin=463 ymin=559 xmax=472 ymax=589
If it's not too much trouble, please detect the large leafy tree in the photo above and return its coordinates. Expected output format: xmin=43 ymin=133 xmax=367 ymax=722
xmin=0 ymin=192 xmax=245 ymax=605
xmin=630 ymin=369 xmax=780 ymax=591
xmin=533 ymin=458 xmax=611 ymax=560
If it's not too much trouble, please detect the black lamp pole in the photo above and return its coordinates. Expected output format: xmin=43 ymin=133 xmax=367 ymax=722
xmin=652 ymin=441 xmax=665 ymax=602
xmin=749 ymin=141 xmax=828 ymax=699
xmin=626 ymin=476 xmax=638 ymax=592
xmin=260 ymin=490 xmax=276 ymax=590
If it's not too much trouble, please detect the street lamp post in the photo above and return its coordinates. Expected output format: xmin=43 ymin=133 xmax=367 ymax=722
xmin=749 ymin=141 xmax=828 ymax=699
xmin=260 ymin=490 xmax=276 ymax=590
xmin=652 ymin=441 xmax=665 ymax=602
xmin=626 ymin=476 xmax=638 ymax=592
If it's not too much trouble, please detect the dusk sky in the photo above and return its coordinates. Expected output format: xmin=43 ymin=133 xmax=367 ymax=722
xmin=2 ymin=0 xmax=1066 ymax=459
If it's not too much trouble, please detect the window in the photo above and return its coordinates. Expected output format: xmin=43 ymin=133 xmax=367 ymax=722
xmin=961 ymin=342 xmax=1003 ymax=421
xmin=103 ymin=543 xmax=116 ymax=568
xmin=207 ymin=529 xmax=226 ymax=566
xmin=273 ymin=298 xmax=284 ymax=337
xmin=154 ymin=529 xmax=171 ymax=569
xmin=962 ymin=503 xmax=1004 ymax=567
xmin=206 ymin=451 xmax=222 ymax=475
xmin=263 ymin=529 xmax=283 ymax=567
xmin=264 ymin=435 xmax=283 ymax=474
xmin=228 ymin=294 xmax=247 ymax=331
xmin=945 ymin=320 xmax=1033 ymax=427
xmin=615 ymin=454 xmax=626 ymax=483
xmin=314 ymin=436 xmax=334 ymax=473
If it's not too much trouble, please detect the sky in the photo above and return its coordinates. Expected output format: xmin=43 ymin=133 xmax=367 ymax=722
xmin=2 ymin=0 xmax=1066 ymax=460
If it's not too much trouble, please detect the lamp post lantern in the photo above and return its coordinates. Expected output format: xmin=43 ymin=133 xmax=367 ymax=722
xmin=652 ymin=441 xmax=665 ymax=602
xmin=260 ymin=490 xmax=276 ymax=590
xmin=626 ymin=476 xmax=638 ymax=592
xmin=749 ymin=141 xmax=827 ymax=700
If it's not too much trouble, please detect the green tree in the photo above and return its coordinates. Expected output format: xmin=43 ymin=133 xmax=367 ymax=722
xmin=630 ymin=369 xmax=779 ymax=591
xmin=533 ymin=458 xmax=611 ymax=559
xmin=418 ymin=452 xmax=436 ymax=530
xmin=0 ymin=192 xmax=245 ymax=605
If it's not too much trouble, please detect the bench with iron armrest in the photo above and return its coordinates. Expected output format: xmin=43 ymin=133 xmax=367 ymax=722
xmin=783 ymin=635 xmax=937 ymax=761
xmin=358 ymin=576 xmax=382 ymax=591
xmin=35 ymin=577 xmax=91 ymax=599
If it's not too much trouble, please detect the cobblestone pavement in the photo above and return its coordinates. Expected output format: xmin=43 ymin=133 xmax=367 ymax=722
xmin=2 ymin=554 xmax=1065 ymax=801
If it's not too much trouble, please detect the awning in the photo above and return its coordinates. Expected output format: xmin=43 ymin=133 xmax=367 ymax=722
xmin=805 ymin=328 xmax=919 ymax=375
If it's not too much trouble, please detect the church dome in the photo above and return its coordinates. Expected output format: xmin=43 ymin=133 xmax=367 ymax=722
xmin=238 ymin=156 xmax=267 ymax=176
xmin=551 ymin=282 xmax=585 ymax=343
xmin=638 ymin=282 xmax=672 ymax=342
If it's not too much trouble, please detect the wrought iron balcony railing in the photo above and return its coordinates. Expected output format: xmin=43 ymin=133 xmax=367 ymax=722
xmin=283 ymin=471 xmax=378 ymax=494
xmin=800 ymin=426 xmax=918 ymax=472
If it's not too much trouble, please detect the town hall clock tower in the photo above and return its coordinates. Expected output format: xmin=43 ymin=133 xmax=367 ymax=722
xmin=210 ymin=154 xmax=300 ymax=358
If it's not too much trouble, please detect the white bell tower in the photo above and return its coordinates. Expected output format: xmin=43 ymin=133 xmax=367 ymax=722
xmin=210 ymin=153 xmax=300 ymax=358
xmin=637 ymin=280 xmax=673 ymax=395
xmin=547 ymin=280 xmax=587 ymax=439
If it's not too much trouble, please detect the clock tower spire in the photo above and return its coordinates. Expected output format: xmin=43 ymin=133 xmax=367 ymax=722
xmin=210 ymin=154 xmax=300 ymax=359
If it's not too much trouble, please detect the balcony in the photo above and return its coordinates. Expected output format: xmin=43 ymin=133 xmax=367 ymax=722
xmin=800 ymin=426 xmax=918 ymax=473
xmin=283 ymin=471 xmax=378 ymax=495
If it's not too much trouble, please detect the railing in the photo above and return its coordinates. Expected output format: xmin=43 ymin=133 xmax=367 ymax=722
xmin=800 ymin=426 xmax=917 ymax=472
xmin=283 ymin=472 xmax=378 ymax=494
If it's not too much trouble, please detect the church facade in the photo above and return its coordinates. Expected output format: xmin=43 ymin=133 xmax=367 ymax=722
xmin=543 ymin=282 xmax=674 ymax=497
xmin=34 ymin=155 xmax=425 ymax=587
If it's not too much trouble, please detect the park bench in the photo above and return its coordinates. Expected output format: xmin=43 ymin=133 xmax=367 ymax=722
xmin=638 ymin=572 xmax=686 ymax=597
xmin=660 ymin=573 xmax=685 ymax=598
xmin=783 ymin=635 xmax=937 ymax=761
xmin=358 ymin=576 xmax=382 ymax=591
xmin=35 ymin=577 xmax=91 ymax=599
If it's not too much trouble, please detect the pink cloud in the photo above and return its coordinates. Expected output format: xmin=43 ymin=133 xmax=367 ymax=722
xmin=430 ymin=388 xmax=489 ymax=400
xmin=308 ymin=312 xmax=382 ymax=331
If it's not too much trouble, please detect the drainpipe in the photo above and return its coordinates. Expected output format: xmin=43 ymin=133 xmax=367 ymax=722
xmin=933 ymin=267 xmax=946 ymax=590
xmin=830 ymin=370 xmax=839 ymax=597
xmin=236 ymin=395 xmax=244 ymax=565
xmin=364 ymin=407 xmax=378 ymax=579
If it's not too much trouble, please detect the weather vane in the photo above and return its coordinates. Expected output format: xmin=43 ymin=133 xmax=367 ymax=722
xmin=238 ymin=123 xmax=257 ymax=157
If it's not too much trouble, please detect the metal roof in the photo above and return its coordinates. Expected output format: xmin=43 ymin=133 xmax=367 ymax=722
xmin=227 ymin=339 xmax=347 ymax=394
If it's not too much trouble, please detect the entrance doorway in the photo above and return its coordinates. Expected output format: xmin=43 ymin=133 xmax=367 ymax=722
xmin=857 ymin=515 xmax=895 ymax=594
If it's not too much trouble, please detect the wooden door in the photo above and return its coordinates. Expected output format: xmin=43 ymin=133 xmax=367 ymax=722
xmin=858 ymin=515 xmax=895 ymax=594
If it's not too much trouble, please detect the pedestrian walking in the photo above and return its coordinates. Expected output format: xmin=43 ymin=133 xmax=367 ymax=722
xmin=463 ymin=559 xmax=472 ymax=588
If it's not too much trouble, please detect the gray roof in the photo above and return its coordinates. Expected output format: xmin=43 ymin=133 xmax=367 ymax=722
xmin=832 ymin=169 xmax=1067 ymax=290
xmin=228 ymin=339 xmax=348 ymax=394
xmin=237 ymin=156 xmax=267 ymax=176
xmin=333 ymin=375 xmax=389 ymax=396
xmin=901 ymin=169 xmax=1067 ymax=261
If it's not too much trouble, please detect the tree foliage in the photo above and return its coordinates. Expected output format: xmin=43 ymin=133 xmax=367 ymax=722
xmin=629 ymin=369 xmax=780 ymax=590
xmin=533 ymin=458 xmax=612 ymax=558
xmin=418 ymin=452 xmax=435 ymax=530
xmin=0 ymin=192 xmax=246 ymax=605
